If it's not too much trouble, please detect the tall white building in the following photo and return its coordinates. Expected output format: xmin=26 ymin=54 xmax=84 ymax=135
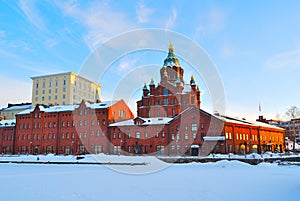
xmin=31 ymin=72 xmax=101 ymax=107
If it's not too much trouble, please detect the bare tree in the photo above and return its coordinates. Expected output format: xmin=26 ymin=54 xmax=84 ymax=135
xmin=286 ymin=106 xmax=300 ymax=119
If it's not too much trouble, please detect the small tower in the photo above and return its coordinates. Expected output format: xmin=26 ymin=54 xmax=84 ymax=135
xmin=190 ymin=75 xmax=196 ymax=92
xmin=143 ymin=83 xmax=149 ymax=97
xmin=149 ymin=77 xmax=155 ymax=95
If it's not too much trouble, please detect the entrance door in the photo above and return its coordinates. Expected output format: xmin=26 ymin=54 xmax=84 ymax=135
xmin=191 ymin=147 xmax=199 ymax=156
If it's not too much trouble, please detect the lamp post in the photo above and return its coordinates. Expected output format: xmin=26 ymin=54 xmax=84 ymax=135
xmin=30 ymin=141 xmax=32 ymax=155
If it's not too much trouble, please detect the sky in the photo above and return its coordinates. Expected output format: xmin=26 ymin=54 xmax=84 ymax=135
xmin=0 ymin=0 xmax=300 ymax=121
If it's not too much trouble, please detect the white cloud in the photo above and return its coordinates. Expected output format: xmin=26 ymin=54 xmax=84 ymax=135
xmin=136 ymin=1 xmax=154 ymax=23
xmin=165 ymin=7 xmax=177 ymax=30
xmin=117 ymin=58 xmax=139 ymax=72
xmin=194 ymin=7 xmax=226 ymax=39
xmin=56 ymin=1 xmax=134 ymax=50
xmin=44 ymin=38 xmax=59 ymax=48
xmin=19 ymin=0 xmax=46 ymax=32
xmin=264 ymin=49 xmax=300 ymax=70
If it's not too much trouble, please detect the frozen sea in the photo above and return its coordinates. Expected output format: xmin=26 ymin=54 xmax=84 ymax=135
xmin=0 ymin=154 xmax=299 ymax=201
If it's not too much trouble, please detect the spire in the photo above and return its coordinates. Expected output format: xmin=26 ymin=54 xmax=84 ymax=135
xmin=196 ymin=85 xmax=200 ymax=92
xmin=190 ymin=75 xmax=196 ymax=85
xmin=150 ymin=77 xmax=155 ymax=85
xmin=169 ymin=41 xmax=174 ymax=52
xmin=143 ymin=82 xmax=148 ymax=90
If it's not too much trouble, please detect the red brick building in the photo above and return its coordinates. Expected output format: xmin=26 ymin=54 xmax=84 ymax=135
xmin=15 ymin=100 xmax=133 ymax=155
xmin=109 ymin=44 xmax=285 ymax=156
xmin=0 ymin=43 xmax=286 ymax=156
xmin=0 ymin=119 xmax=15 ymax=154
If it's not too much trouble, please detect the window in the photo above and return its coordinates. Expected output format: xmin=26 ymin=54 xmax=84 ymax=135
xmin=72 ymin=121 xmax=75 ymax=127
xmin=191 ymin=123 xmax=197 ymax=131
xmin=185 ymin=124 xmax=188 ymax=131
xmin=35 ymin=90 xmax=38 ymax=95
xmin=163 ymin=88 xmax=168 ymax=95
xmin=79 ymin=120 xmax=82 ymax=126
xmin=83 ymin=133 xmax=87 ymax=139
xmin=67 ymin=121 xmax=70 ymax=127
xmin=176 ymin=134 xmax=180 ymax=140
xmin=135 ymin=132 xmax=141 ymax=139
xmin=171 ymin=134 xmax=175 ymax=140
xmin=36 ymin=82 xmax=39 ymax=89
xmin=91 ymin=120 xmax=94 ymax=126
xmin=96 ymin=130 xmax=100 ymax=137
xmin=44 ymin=134 xmax=46 ymax=140
xmin=240 ymin=134 xmax=242 ymax=140
xmin=42 ymin=81 xmax=45 ymax=88
xmin=62 ymin=133 xmax=64 ymax=139
xmin=62 ymin=122 xmax=65 ymax=127
xmin=55 ymin=80 xmax=58 ymax=87
xmin=48 ymin=96 xmax=51 ymax=100
xmin=192 ymin=133 xmax=197 ymax=140
xmin=63 ymin=79 xmax=66 ymax=85
xmin=229 ymin=133 xmax=232 ymax=139
xmin=62 ymin=94 xmax=66 ymax=99
xmin=164 ymin=98 xmax=168 ymax=105
xmin=113 ymin=133 xmax=116 ymax=139
xmin=84 ymin=120 xmax=87 ymax=126
xmin=55 ymin=88 xmax=58 ymax=93
xmin=102 ymin=120 xmax=106 ymax=125
xmin=118 ymin=133 xmax=121 ymax=139
xmin=155 ymin=132 xmax=159 ymax=138
xmin=49 ymin=81 xmax=52 ymax=87
xmin=184 ymin=134 xmax=188 ymax=140
xmin=48 ymin=134 xmax=51 ymax=140
xmin=145 ymin=132 xmax=148 ymax=138
xmin=225 ymin=132 xmax=228 ymax=139
xmin=236 ymin=134 xmax=239 ymax=140
xmin=90 ymin=131 xmax=94 ymax=137
xmin=42 ymin=90 xmax=45 ymax=94
xmin=161 ymin=131 xmax=165 ymax=138
xmin=201 ymin=123 xmax=204 ymax=130
xmin=71 ymin=133 xmax=75 ymax=139
xmin=84 ymin=110 xmax=87 ymax=115
xmin=102 ymin=131 xmax=105 ymax=137
xmin=97 ymin=120 xmax=100 ymax=126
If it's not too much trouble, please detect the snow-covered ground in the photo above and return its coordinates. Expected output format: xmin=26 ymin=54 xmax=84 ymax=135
xmin=0 ymin=155 xmax=300 ymax=201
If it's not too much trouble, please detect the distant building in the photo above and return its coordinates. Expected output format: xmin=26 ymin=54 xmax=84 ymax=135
xmin=31 ymin=72 xmax=101 ymax=107
xmin=0 ymin=119 xmax=15 ymax=154
xmin=279 ymin=118 xmax=300 ymax=144
xmin=0 ymin=103 xmax=31 ymax=120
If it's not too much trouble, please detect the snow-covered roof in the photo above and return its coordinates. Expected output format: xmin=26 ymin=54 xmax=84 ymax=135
xmin=0 ymin=119 xmax=16 ymax=127
xmin=182 ymin=84 xmax=192 ymax=93
xmin=214 ymin=115 xmax=284 ymax=130
xmin=203 ymin=136 xmax=225 ymax=141
xmin=17 ymin=100 xmax=119 ymax=115
xmin=109 ymin=117 xmax=173 ymax=127
xmin=2 ymin=104 xmax=31 ymax=111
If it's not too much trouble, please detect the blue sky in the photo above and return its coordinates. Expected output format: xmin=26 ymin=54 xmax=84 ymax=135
xmin=0 ymin=0 xmax=300 ymax=120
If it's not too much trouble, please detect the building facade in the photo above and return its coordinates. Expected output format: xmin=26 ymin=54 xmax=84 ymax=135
xmin=31 ymin=72 xmax=101 ymax=107
xmin=0 ymin=119 xmax=15 ymax=154
xmin=279 ymin=118 xmax=300 ymax=148
xmin=15 ymin=100 xmax=133 ymax=155
xmin=0 ymin=103 xmax=31 ymax=120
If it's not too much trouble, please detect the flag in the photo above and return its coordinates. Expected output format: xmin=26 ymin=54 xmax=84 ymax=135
xmin=259 ymin=102 xmax=261 ymax=113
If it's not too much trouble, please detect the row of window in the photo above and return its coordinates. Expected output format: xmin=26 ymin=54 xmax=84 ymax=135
xmin=2 ymin=135 xmax=14 ymax=141
xmin=36 ymin=88 xmax=66 ymax=96
xmin=19 ymin=119 xmax=106 ymax=129
xmin=36 ymin=79 xmax=66 ymax=89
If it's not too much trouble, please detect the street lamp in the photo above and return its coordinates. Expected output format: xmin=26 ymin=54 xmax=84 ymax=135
xmin=120 ymin=139 xmax=123 ymax=155
xmin=30 ymin=141 xmax=32 ymax=155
